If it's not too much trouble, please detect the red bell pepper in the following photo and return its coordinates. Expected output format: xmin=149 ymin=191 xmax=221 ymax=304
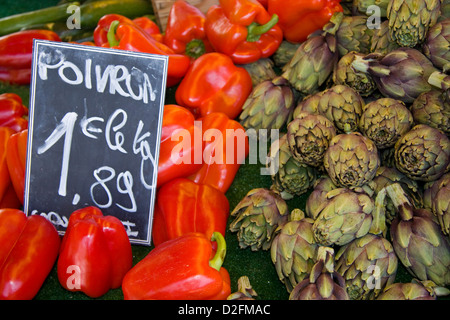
xmin=0 ymin=209 xmax=60 ymax=300
xmin=188 ymin=112 xmax=249 ymax=193
xmin=0 ymin=93 xmax=28 ymax=132
xmin=57 ymin=206 xmax=132 ymax=298
xmin=205 ymin=0 xmax=283 ymax=64
xmin=107 ymin=19 xmax=190 ymax=87
xmin=0 ymin=66 xmax=31 ymax=85
xmin=152 ymin=178 xmax=230 ymax=247
xmin=257 ymin=0 xmax=268 ymax=8
xmin=157 ymin=104 xmax=204 ymax=187
xmin=0 ymin=127 xmax=14 ymax=206
xmin=164 ymin=0 xmax=213 ymax=60
xmin=94 ymin=14 xmax=163 ymax=46
xmin=0 ymin=29 xmax=61 ymax=70
xmin=132 ymin=16 xmax=164 ymax=43
xmin=267 ymin=0 xmax=343 ymax=43
xmin=122 ymin=232 xmax=231 ymax=300
xmin=6 ymin=128 xmax=27 ymax=204
xmin=175 ymin=52 xmax=253 ymax=119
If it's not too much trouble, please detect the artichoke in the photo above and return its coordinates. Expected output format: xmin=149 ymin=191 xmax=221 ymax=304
xmin=394 ymin=124 xmax=450 ymax=182
xmin=227 ymin=276 xmax=257 ymax=300
xmin=312 ymin=188 xmax=374 ymax=246
xmin=370 ymin=20 xmax=401 ymax=55
xmin=289 ymin=247 xmax=349 ymax=300
xmin=294 ymin=85 xmax=365 ymax=133
xmin=229 ymin=188 xmax=289 ymax=251
xmin=351 ymin=48 xmax=438 ymax=103
xmin=387 ymin=0 xmax=442 ymax=48
xmin=272 ymin=40 xmax=301 ymax=69
xmin=267 ymin=135 xmax=318 ymax=200
xmin=353 ymin=0 xmax=390 ymax=17
xmin=305 ymin=175 xmax=339 ymax=220
xmin=373 ymin=166 xmax=423 ymax=223
xmin=423 ymin=18 xmax=450 ymax=72
xmin=239 ymin=76 xmax=296 ymax=133
xmin=241 ymin=58 xmax=277 ymax=87
xmin=386 ymin=183 xmax=450 ymax=287
xmin=323 ymin=131 xmax=380 ymax=188
xmin=286 ymin=111 xmax=337 ymax=167
xmin=270 ymin=209 xmax=320 ymax=293
xmin=428 ymin=70 xmax=450 ymax=104
xmin=282 ymin=32 xmax=339 ymax=95
xmin=410 ymin=89 xmax=450 ymax=136
xmin=335 ymin=188 xmax=398 ymax=300
xmin=440 ymin=0 xmax=450 ymax=21
xmin=332 ymin=12 xmax=374 ymax=56
xmin=377 ymin=279 xmax=450 ymax=300
xmin=359 ymin=97 xmax=413 ymax=149
xmin=333 ymin=52 xmax=377 ymax=97
xmin=424 ymin=173 xmax=450 ymax=236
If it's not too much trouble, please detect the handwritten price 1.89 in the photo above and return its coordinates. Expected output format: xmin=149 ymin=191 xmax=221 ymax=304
xmin=36 ymin=107 xmax=156 ymax=213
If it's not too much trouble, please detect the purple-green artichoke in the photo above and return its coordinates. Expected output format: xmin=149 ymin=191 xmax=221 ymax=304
xmin=424 ymin=173 xmax=450 ymax=236
xmin=271 ymin=209 xmax=320 ymax=293
xmin=323 ymin=131 xmax=380 ymax=188
xmin=377 ymin=280 xmax=450 ymax=300
xmin=289 ymin=247 xmax=349 ymax=300
xmin=352 ymin=48 xmax=438 ymax=103
xmin=229 ymin=188 xmax=289 ymax=251
xmin=387 ymin=0 xmax=442 ymax=48
xmin=312 ymin=188 xmax=374 ymax=246
xmin=386 ymin=183 xmax=450 ymax=287
xmin=286 ymin=111 xmax=337 ymax=167
xmin=394 ymin=124 xmax=450 ymax=182
xmin=410 ymin=89 xmax=450 ymax=136
xmin=359 ymin=97 xmax=413 ymax=149
xmin=423 ymin=18 xmax=450 ymax=72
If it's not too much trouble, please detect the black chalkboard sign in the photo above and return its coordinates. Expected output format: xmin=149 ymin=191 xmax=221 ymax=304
xmin=24 ymin=40 xmax=168 ymax=246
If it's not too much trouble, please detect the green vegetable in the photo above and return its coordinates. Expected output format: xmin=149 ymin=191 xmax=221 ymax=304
xmin=0 ymin=0 xmax=153 ymax=37
xmin=0 ymin=2 xmax=80 ymax=36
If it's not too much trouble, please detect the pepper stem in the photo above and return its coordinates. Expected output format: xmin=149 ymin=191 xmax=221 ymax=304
xmin=185 ymin=39 xmax=206 ymax=59
xmin=247 ymin=14 xmax=278 ymax=42
xmin=107 ymin=20 xmax=120 ymax=47
xmin=209 ymin=231 xmax=227 ymax=271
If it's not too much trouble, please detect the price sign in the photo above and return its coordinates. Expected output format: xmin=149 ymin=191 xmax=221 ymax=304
xmin=24 ymin=40 xmax=168 ymax=245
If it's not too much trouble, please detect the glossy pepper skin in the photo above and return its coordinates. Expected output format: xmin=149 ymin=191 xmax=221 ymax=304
xmin=6 ymin=128 xmax=27 ymax=204
xmin=57 ymin=206 xmax=133 ymax=298
xmin=188 ymin=112 xmax=249 ymax=193
xmin=0 ymin=127 xmax=17 ymax=208
xmin=0 ymin=93 xmax=28 ymax=132
xmin=267 ymin=0 xmax=343 ymax=43
xmin=122 ymin=232 xmax=231 ymax=300
xmin=205 ymin=0 xmax=283 ymax=64
xmin=164 ymin=0 xmax=213 ymax=60
xmin=175 ymin=52 xmax=253 ymax=119
xmin=0 ymin=209 xmax=60 ymax=300
xmin=93 ymin=14 xmax=163 ymax=46
xmin=0 ymin=29 xmax=61 ymax=69
xmin=152 ymin=178 xmax=230 ymax=247
xmin=107 ymin=20 xmax=190 ymax=87
xmin=0 ymin=67 xmax=32 ymax=85
xmin=157 ymin=104 xmax=204 ymax=187
xmin=132 ymin=16 xmax=164 ymax=43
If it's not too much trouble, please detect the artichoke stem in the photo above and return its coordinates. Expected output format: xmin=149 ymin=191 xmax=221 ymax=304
xmin=385 ymin=183 xmax=414 ymax=221
xmin=316 ymin=246 xmax=335 ymax=274
xmin=351 ymin=55 xmax=370 ymax=74
xmin=370 ymin=188 xmax=387 ymax=236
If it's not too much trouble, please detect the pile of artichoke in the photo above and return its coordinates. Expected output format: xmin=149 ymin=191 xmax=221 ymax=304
xmin=232 ymin=0 xmax=450 ymax=300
